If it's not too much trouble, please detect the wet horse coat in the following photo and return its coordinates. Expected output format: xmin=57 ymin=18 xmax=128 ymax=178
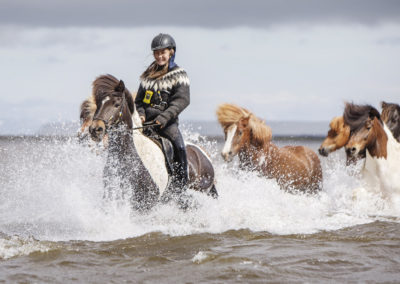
xmin=217 ymin=103 xmax=322 ymax=193
xmin=344 ymin=103 xmax=400 ymax=198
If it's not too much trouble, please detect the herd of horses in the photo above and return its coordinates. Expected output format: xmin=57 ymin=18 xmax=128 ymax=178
xmin=79 ymin=74 xmax=400 ymax=210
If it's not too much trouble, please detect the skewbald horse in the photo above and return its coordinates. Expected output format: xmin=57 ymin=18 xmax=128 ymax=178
xmin=318 ymin=116 xmax=365 ymax=165
xmin=80 ymin=74 xmax=217 ymax=210
xmin=343 ymin=102 xmax=400 ymax=198
xmin=216 ymin=103 xmax=322 ymax=193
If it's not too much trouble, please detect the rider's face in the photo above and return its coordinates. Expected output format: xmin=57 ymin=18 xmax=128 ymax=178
xmin=153 ymin=48 xmax=172 ymax=66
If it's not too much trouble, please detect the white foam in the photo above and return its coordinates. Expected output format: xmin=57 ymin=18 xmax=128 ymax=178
xmin=0 ymin=236 xmax=52 ymax=260
xmin=0 ymin=132 xmax=399 ymax=243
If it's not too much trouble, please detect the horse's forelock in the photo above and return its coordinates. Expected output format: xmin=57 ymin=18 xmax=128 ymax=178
xmin=216 ymin=103 xmax=251 ymax=129
xmin=343 ymin=103 xmax=378 ymax=132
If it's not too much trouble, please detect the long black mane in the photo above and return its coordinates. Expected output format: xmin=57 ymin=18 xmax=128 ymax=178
xmin=343 ymin=102 xmax=381 ymax=132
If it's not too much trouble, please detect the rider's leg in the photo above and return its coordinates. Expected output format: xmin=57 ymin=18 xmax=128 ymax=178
xmin=158 ymin=123 xmax=188 ymax=189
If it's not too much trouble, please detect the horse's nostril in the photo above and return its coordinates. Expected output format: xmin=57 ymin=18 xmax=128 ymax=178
xmin=229 ymin=151 xmax=232 ymax=155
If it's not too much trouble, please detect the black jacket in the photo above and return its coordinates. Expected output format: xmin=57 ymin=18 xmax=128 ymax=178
xmin=135 ymin=66 xmax=190 ymax=127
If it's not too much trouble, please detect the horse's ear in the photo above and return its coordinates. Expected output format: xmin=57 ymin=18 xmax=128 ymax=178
xmin=369 ymin=108 xmax=381 ymax=120
xmin=381 ymin=101 xmax=387 ymax=109
xmin=115 ymin=80 xmax=125 ymax=92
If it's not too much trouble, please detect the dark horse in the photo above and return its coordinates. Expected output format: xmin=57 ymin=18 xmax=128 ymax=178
xmin=81 ymin=74 xmax=217 ymax=210
xmin=381 ymin=101 xmax=400 ymax=142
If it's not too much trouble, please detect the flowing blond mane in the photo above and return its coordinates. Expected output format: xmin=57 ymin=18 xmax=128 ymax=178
xmin=216 ymin=103 xmax=251 ymax=129
xmin=216 ymin=103 xmax=272 ymax=143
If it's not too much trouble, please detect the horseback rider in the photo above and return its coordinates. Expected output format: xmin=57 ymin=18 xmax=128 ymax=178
xmin=135 ymin=33 xmax=190 ymax=191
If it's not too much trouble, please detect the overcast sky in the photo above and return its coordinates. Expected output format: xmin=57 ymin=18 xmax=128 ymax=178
xmin=1 ymin=0 xmax=400 ymax=134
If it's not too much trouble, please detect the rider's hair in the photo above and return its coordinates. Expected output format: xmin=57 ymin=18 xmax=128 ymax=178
xmin=140 ymin=49 xmax=174 ymax=80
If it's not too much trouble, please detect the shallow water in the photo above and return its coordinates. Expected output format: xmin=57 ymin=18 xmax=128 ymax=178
xmin=0 ymin=133 xmax=399 ymax=283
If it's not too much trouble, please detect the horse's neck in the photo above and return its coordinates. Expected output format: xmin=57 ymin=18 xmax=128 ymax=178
xmin=362 ymin=124 xmax=400 ymax=195
xmin=239 ymin=139 xmax=278 ymax=171
xmin=368 ymin=121 xmax=388 ymax=159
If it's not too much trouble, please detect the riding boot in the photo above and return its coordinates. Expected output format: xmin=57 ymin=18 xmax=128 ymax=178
xmin=172 ymin=146 xmax=189 ymax=192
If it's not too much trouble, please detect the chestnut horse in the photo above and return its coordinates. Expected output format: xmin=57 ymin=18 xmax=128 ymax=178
xmin=81 ymin=74 xmax=217 ymax=210
xmin=318 ymin=116 xmax=364 ymax=165
xmin=344 ymin=103 xmax=400 ymax=197
xmin=216 ymin=103 xmax=322 ymax=193
xmin=381 ymin=101 xmax=400 ymax=142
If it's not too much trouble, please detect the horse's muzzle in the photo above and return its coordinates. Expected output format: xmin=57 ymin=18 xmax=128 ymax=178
xmin=221 ymin=151 xmax=233 ymax=162
xmin=89 ymin=122 xmax=105 ymax=142
xmin=318 ymin=147 xmax=329 ymax=157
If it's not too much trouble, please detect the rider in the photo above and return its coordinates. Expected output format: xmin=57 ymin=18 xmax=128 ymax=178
xmin=135 ymin=33 xmax=190 ymax=191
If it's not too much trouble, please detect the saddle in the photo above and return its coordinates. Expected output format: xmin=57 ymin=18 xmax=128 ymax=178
xmin=143 ymin=127 xmax=175 ymax=176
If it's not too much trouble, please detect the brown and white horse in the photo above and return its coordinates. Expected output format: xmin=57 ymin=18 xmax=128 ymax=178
xmin=318 ymin=116 xmax=364 ymax=165
xmin=381 ymin=101 xmax=400 ymax=142
xmin=216 ymin=103 xmax=322 ymax=193
xmin=344 ymin=103 xmax=400 ymax=198
xmin=80 ymin=74 xmax=217 ymax=210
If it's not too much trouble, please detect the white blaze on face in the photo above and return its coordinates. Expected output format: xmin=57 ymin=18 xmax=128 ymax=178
xmin=101 ymin=96 xmax=110 ymax=106
xmin=222 ymin=124 xmax=237 ymax=156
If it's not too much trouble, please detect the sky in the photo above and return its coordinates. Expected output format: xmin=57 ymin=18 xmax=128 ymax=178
xmin=1 ymin=0 xmax=400 ymax=134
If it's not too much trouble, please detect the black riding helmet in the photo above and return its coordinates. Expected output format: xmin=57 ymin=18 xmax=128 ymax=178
xmin=151 ymin=33 xmax=176 ymax=51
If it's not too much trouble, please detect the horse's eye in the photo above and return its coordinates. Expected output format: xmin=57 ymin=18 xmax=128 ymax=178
xmin=114 ymin=103 xmax=120 ymax=108
xmin=238 ymin=131 xmax=243 ymax=136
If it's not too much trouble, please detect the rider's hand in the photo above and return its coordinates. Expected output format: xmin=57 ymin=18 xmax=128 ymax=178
xmin=155 ymin=120 xmax=162 ymax=128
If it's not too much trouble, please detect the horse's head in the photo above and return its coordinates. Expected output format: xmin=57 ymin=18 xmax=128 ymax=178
xmin=221 ymin=115 xmax=272 ymax=162
xmin=344 ymin=104 xmax=387 ymax=158
xmin=221 ymin=116 xmax=251 ymax=162
xmin=319 ymin=116 xmax=350 ymax=157
xmin=381 ymin=101 xmax=400 ymax=140
xmin=89 ymin=78 xmax=134 ymax=142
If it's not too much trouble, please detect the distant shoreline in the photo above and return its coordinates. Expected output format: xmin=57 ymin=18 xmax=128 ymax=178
xmin=0 ymin=134 xmax=325 ymax=143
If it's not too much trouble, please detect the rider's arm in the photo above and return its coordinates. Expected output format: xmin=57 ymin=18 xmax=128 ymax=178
xmin=155 ymin=71 xmax=190 ymax=127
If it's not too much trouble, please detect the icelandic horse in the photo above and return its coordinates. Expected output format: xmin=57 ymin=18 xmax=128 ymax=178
xmin=216 ymin=103 xmax=322 ymax=193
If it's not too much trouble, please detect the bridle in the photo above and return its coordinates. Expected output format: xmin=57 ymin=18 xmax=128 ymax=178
xmin=93 ymin=91 xmax=127 ymax=129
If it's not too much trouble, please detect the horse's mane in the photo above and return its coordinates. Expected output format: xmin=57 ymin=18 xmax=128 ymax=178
xmin=216 ymin=103 xmax=251 ymax=129
xmin=248 ymin=114 xmax=272 ymax=143
xmin=216 ymin=103 xmax=272 ymax=143
xmin=343 ymin=102 xmax=381 ymax=132
xmin=80 ymin=74 xmax=136 ymax=124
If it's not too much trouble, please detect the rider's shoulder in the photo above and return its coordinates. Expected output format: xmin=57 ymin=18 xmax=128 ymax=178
xmin=166 ymin=67 xmax=190 ymax=86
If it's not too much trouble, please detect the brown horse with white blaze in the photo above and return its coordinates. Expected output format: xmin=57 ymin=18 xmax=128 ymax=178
xmin=217 ymin=103 xmax=322 ymax=193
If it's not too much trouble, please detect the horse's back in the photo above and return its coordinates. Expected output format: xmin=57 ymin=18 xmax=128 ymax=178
xmin=279 ymin=145 xmax=322 ymax=192
xmin=186 ymin=143 xmax=215 ymax=192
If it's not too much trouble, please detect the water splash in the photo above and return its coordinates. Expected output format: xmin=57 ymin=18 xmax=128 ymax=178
xmin=0 ymin=131 xmax=399 ymax=244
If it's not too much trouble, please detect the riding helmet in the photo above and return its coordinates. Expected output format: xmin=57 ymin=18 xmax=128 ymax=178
xmin=151 ymin=33 xmax=176 ymax=51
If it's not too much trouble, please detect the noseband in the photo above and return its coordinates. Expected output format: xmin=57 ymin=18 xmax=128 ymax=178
xmin=93 ymin=92 xmax=127 ymax=130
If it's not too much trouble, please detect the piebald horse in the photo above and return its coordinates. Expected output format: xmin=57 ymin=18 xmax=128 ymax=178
xmin=344 ymin=103 xmax=400 ymax=198
xmin=318 ymin=116 xmax=364 ymax=165
xmin=80 ymin=74 xmax=217 ymax=210
xmin=216 ymin=103 xmax=322 ymax=193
